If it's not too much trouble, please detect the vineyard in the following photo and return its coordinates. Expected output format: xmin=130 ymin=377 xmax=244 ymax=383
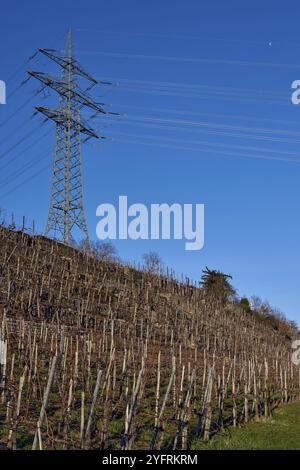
xmin=0 ymin=225 xmax=299 ymax=450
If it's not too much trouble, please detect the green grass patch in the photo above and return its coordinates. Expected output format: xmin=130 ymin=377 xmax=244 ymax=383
xmin=192 ymin=401 xmax=300 ymax=450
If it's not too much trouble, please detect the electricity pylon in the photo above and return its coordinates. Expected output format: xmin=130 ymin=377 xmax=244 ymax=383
xmin=29 ymin=31 xmax=110 ymax=245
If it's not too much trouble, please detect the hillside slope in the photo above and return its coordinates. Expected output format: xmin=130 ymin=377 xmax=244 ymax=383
xmin=0 ymin=226 xmax=298 ymax=450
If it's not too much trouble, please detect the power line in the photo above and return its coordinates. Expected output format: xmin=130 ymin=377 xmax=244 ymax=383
xmin=0 ymin=151 xmax=50 ymax=189
xmin=0 ymin=130 xmax=51 ymax=174
xmin=4 ymin=51 xmax=38 ymax=84
xmin=7 ymin=76 xmax=32 ymax=100
xmin=111 ymin=135 xmax=300 ymax=164
xmin=0 ymin=118 xmax=35 ymax=148
xmin=0 ymin=91 xmax=41 ymax=129
xmin=93 ymin=112 xmax=300 ymax=138
xmin=107 ymin=84 xmax=289 ymax=106
xmin=102 ymin=130 xmax=300 ymax=158
xmin=0 ymin=163 xmax=51 ymax=200
xmin=115 ymin=104 xmax=300 ymax=127
xmin=0 ymin=126 xmax=50 ymax=163
xmin=96 ymin=77 xmax=288 ymax=98
xmin=105 ymin=118 xmax=300 ymax=145
xmin=77 ymin=50 xmax=300 ymax=70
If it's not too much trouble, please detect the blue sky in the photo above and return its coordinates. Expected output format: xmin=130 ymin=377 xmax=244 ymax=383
xmin=0 ymin=0 xmax=300 ymax=324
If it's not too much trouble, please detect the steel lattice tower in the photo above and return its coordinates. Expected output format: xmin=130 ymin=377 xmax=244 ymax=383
xmin=46 ymin=32 xmax=87 ymax=244
xmin=29 ymin=31 xmax=110 ymax=245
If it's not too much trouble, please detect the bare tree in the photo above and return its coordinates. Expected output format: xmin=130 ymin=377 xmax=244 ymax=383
xmin=93 ymin=241 xmax=119 ymax=263
xmin=250 ymin=296 xmax=298 ymax=335
xmin=78 ymin=239 xmax=119 ymax=263
xmin=143 ymin=251 xmax=163 ymax=274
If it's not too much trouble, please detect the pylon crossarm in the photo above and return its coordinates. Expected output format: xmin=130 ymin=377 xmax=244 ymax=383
xmin=29 ymin=71 xmax=107 ymax=113
xmin=35 ymin=107 xmax=100 ymax=138
xmin=38 ymin=48 xmax=98 ymax=84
